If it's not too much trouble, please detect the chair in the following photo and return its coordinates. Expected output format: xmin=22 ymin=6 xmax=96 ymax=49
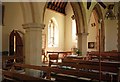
xmin=49 ymin=54 xmax=59 ymax=67
xmin=42 ymin=49 xmax=48 ymax=63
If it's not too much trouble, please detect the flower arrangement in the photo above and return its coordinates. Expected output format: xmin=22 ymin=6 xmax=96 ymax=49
xmin=75 ymin=48 xmax=82 ymax=56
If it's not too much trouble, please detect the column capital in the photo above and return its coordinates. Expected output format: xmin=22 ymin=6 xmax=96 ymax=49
xmin=23 ymin=23 xmax=45 ymax=29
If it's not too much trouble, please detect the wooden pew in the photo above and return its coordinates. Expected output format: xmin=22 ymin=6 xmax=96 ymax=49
xmin=42 ymin=51 xmax=72 ymax=63
xmin=3 ymin=63 xmax=90 ymax=82
xmin=87 ymin=51 xmax=120 ymax=61
xmin=2 ymin=62 xmax=120 ymax=82
xmin=47 ymin=51 xmax=72 ymax=59
xmin=62 ymin=59 xmax=120 ymax=75
xmin=2 ymin=70 xmax=53 ymax=82
xmin=56 ymin=58 xmax=120 ymax=82
xmin=2 ymin=63 xmax=55 ymax=82
xmin=2 ymin=55 xmax=24 ymax=70
xmin=2 ymin=55 xmax=24 ymax=62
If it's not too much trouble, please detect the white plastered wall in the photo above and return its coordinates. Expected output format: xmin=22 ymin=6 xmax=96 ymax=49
xmin=2 ymin=2 xmax=24 ymax=52
xmin=104 ymin=19 xmax=118 ymax=51
xmin=87 ymin=12 xmax=97 ymax=51
xmin=44 ymin=9 xmax=65 ymax=51
xmin=86 ymin=2 xmax=118 ymax=51
xmin=64 ymin=2 xmax=74 ymax=51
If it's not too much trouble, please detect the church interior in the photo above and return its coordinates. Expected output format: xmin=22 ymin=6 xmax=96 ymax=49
xmin=1 ymin=0 xmax=120 ymax=82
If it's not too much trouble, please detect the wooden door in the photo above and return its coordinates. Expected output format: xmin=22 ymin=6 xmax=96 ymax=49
xmin=9 ymin=30 xmax=23 ymax=62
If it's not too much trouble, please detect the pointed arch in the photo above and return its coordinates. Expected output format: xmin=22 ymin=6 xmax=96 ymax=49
xmin=51 ymin=17 xmax=58 ymax=28
xmin=43 ymin=2 xmax=87 ymax=34
xmin=20 ymin=2 xmax=33 ymax=24
xmin=70 ymin=2 xmax=88 ymax=55
xmin=48 ymin=17 xmax=59 ymax=47
xmin=70 ymin=2 xmax=87 ymax=34
xmin=9 ymin=30 xmax=23 ymax=56
xmin=43 ymin=2 xmax=87 ymax=54
xmin=91 ymin=4 xmax=105 ymax=51
xmin=9 ymin=30 xmax=14 ymax=56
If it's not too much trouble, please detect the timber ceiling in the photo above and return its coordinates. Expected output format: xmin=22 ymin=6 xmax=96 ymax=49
xmin=47 ymin=0 xmax=68 ymax=15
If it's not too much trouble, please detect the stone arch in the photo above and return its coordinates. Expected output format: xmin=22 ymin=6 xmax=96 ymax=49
xmin=43 ymin=2 xmax=87 ymax=34
xmin=20 ymin=2 xmax=33 ymax=24
xmin=21 ymin=2 xmax=46 ymax=24
xmin=90 ymin=4 xmax=105 ymax=52
xmin=70 ymin=2 xmax=88 ymax=55
xmin=51 ymin=17 xmax=58 ymax=28
xmin=43 ymin=2 xmax=87 ymax=55
xmin=20 ymin=2 xmax=87 ymax=57
xmin=70 ymin=2 xmax=87 ymax=34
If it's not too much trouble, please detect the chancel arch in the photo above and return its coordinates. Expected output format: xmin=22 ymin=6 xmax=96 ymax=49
xmin=21 ymin=1 xmax=88 ymax=64
xmin=70 ymin=2 xmax=87 ymax=55
xmin=43 ymin=2 xmax=87 ymax=55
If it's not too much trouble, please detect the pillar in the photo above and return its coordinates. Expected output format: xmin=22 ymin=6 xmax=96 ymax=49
xmin=77 ymin=33 xmax=88 ymax=56
xmin=23 ymin=23 xmax=45 ymax=76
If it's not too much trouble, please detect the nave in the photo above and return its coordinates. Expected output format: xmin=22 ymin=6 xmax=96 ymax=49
xmin=1 ymin=1 xmax=120 ymax=82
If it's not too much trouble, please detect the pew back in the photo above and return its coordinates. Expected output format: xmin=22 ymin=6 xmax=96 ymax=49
xmin=2 ymin=63 xmax=54 ymax=82
xmin=58 ymin=58 xmax=120 ymax=82
xmin=2 ymin=62 xmax=120 ymax=82
xmin=87 ymin=52 xmax=120 ymax=61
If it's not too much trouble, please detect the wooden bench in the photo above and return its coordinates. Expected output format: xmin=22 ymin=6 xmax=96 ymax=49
xmin=47 ymin=51 xmax=72 ymax=59
xmin=2 ymin=63 xmax=55 ymax=82
xmin=2 ymin=70 xmax=54 ymax=82
xmin=87 ymin=52 xmax=120 ymax=61
xmin=2 ymin=63 xmax=92 ymax=82
xmin=56 ymin=58 xmax=120 ymax=82
xmin=2 ymin=62 xmax=120 ymax=82
xmin=2 ymin=55 xmax=24 ymax=70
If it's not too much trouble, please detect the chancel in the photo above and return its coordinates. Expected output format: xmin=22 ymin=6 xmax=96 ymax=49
xmin=1 ymin=0 xmax=120 ymax=82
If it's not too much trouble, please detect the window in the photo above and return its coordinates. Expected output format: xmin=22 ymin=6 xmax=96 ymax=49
xmin=72 ymin=19 xmax=78 ymax=48
xmin=14 ymin=36 xmax=16 ymax=52
xmin=48 ymin=19 xmax=58 ymax=47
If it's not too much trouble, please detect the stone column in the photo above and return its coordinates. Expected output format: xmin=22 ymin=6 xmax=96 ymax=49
xmin=23 ymin=23 xmax=44 ymax=76
xmin=77 ymin=33 xmax=88 ymax=56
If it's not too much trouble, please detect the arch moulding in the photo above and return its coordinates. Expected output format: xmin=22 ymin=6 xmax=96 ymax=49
xmin=90 ymin=4 xmax=105 ymax=52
